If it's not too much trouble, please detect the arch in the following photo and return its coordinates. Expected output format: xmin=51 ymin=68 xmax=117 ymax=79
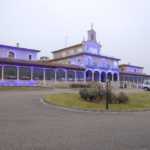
xmin=19 ymin=66 xmax=31 ymax=80
xmin=101 ymin=72 xmax=106 ymax=82
xmin=86 ymin=70 xmax=92 ymax=81
xmin=8 ymin=51 xmax=15 ymax=59
xmin=94 ymin=71 xmax=100 ymax=81
xmin=45 ymin=69 xmax=55 ymax=80
xmin=4 ymin=65 xmax=17 ymax=80
xmin=56 ymin=69 xmax=66 ymax=81
xmin=107 ymin=72 xmax=112 ymax=81
xmin=113 ymin=73 xmax=118 ymax=82
xmin=67 ymin=70 xmax=75 ymax=81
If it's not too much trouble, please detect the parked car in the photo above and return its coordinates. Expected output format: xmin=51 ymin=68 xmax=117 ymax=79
xmin=143 ymin=80 xmax=150 ymax=91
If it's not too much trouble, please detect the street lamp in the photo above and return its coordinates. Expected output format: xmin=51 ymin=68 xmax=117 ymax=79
xmin=106 ymin=79 xmax=111 ymax=110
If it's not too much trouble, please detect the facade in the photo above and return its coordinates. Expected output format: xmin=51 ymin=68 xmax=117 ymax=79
xmin=50 ymin=26 xmax=120 ymax=83
xmin=0 ymin=26 xmax=149 ymax=87
xmin=0 ymin=44 xmax=39 ymax=60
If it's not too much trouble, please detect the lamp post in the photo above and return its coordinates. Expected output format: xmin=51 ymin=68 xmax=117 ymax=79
xmin=106 ymin=79 xmax=111 ymax=110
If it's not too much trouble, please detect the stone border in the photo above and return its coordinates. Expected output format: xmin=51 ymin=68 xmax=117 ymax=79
xmin=41 ymin=97 xmax=150 ymax=113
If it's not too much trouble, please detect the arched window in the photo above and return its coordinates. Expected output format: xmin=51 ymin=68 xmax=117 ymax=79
xmin=29 ymin=55 xmax=32 ymax=60
xmin=45 ymin=69 xmax=55 ymax=80
xmin=94 ymin=71 xmax=100 ymax=81
xmin=8 ymin=51 xmax=15 ymax=59
xmin=107 ymin=72 xmax=112 ymax=81
xmin=56 ymin=69 xmax=66 ymax=81
xmin=113 ymin=73 xmax=118 ymax=82
xmin=67 ymin=70 xmax=75 ymax=81
xmin=101 ymin=72 xmax=106 ymax=82
xmin=86 ymin=70 xmax=92 ymax=81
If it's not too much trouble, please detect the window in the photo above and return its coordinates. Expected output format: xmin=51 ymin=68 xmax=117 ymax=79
xmin=4 ymin=66 xmax=17 ymax=79
xmin=29 ymin=55 xmax=32 ymax=60
xmin=8 ymin=51 xmax=15 ymax=59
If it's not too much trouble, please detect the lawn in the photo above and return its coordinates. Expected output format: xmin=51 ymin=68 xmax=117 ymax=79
xmin=44 ymin=92 xmax=150 ymax=111
xmin=0 ymin=86 xmax=49 ymax=91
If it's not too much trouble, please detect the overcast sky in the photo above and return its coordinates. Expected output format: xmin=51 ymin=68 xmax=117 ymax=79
xmin=0 ymin=0 xmax=150 ymax=73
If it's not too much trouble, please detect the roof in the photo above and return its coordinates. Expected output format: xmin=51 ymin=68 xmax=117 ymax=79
xmin=52 ymin=43 xmax=82 ymax=53
xmin=49 ymin=52 xmax=121 ymax=62
xmin=120 ymin=71 xmax=150 ymax=77
xmin=0 ymin=44 xmax=40 ymax=52
xmin=119 ymin=64 xmax=144 ymax=69
xmin=0 ymin=58 xmax=85 ymax=71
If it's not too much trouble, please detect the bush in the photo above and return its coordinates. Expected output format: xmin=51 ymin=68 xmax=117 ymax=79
xmin=110 ymin=92 xmax=118 ymax=104
xmin=79 ymin=88 xmax=98 ymax=102
xmin=79 ymin=88 xmax=88 ymax=100
xmin=87 ymin=88 xmax=98 ymax=102
xmin=117 ymin=92 xmax=129 ymax=104
xmin=79 ymin=83 xmax=129 ymax=104
xmin=70 ymin=83 xmax=91 ymax=88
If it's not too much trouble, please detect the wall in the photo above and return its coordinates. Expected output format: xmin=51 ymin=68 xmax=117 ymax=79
xmin=120 ymin=66 xmax=143 ymax=74
xmin=0 ymin=47 xmax=38 ymax=60
xmin=53 ymin=46 xmax=83 ymax=59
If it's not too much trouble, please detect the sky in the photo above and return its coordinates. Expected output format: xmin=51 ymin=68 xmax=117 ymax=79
xmin=0 ymin=0 xmax=150 ymax=73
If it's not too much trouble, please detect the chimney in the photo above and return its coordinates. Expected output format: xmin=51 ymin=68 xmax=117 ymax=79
xmin=16 ymin=42 xmax=20 ymax=48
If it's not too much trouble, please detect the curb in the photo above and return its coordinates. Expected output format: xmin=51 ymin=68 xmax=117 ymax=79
xmin=41 ymin=97 xmax=150 ymax=113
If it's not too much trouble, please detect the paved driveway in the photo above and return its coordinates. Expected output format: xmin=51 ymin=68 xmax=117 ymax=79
xmin=0 ymin=89 xmax=150 ymax=150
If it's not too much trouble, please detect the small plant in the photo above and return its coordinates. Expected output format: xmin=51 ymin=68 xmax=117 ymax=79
xmin=70 ymin=83 xmax=91 ymax=88
xmin=117 ymin=92 xmax=129 ymax=104
xmin=79 ymin=88 xmax=88 ymax=100
xmin=87 ymin=88 xmax=98 ymax=102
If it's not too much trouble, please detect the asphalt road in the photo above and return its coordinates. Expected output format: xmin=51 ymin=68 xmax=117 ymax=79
xmin=0 ymin=89 xmax=150 ymax=150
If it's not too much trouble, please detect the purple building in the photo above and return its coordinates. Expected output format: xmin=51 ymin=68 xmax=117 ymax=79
xmin=0 ymin=26 xmax=149 ymax=87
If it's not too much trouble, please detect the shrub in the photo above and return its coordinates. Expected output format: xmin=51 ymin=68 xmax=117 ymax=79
xmin=70 ymin=83 xmax=91 ymax=88
xmin=87 ymin=88 xmax=98 ymax=102
xmin=110 ymin=92 xmax=118 ymax=104
xmin=79 ymin=88 xmax=88 ymax=100
xmin=79 ymin=88 xmax=98 ymax=102
xmin=117 ymin=92 xmax=129 ymax=104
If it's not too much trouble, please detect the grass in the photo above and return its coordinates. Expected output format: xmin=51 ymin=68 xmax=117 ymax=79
xmin=0 ymin=86 xmax=50 ymax=91
xmin=44 ymin=92 xmax=150 ymax=111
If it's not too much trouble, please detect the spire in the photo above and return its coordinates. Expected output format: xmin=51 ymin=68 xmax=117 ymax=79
xmin=87 ymin=23 xmax=96 ymax=41
xmin=90 ymin=23 xmax=94 ymax=30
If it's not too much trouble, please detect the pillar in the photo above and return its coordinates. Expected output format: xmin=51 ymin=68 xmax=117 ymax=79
xmin=1 ymin=65 xmax=4 ymax=80
xmin=54 ymin=69 xmax=57 ymax=83
xmin=74 ymin=70 xmax=77 ymax=83
xmin=43 ymin=68 xmax=46 ymax=85
xmin=92 ymin=71 xmax=94 ymax=81
xmin=84 ymin=71 xmax=86 ymax=83
xmin=17 ymin=66 xmax=19 ymax=80
xmin=65 ymin=69 xmax=67 ymax=82
xmin=31 ymin=67 xmax=33 ymax=80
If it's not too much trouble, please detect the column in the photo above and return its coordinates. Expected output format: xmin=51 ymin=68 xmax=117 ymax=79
xmin=84 ymin=71 xmax=86 ymax=83
xmin=43 ymin=68 xmax=46 ymax=86
xmin=17 ymin=66 xmax=19 ymax=80
xmin=65 ymin=69 xmax=67 ymax=82
xmin=1 ymin=65 xmax=4 ymax=80
xmin=92 ymin=72 xmax=94 ymax=81
xmin=99 ymin=72 xmax=101 ymax=83
xmin=74 ymin=70 xmax=77 ymax=83
xmin=31 ymin=67 xmax=33 ymax=80
xmin=54 ymin=69 xmax=57 ymax=83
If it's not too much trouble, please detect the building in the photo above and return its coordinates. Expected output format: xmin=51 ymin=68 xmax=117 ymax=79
xmin=50 ymin=26 xmax=120 ymax=82
xmin=0 ymin=26 xmax=149 ymax=87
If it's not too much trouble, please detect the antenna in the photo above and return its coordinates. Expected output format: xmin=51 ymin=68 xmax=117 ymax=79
xmin=64 ymin=34 xmax=69 ymax=47
xmin=16 ymin=42 xmax=20 ymax=48
xmin=90 ymin=22 xmax=94 ymax=29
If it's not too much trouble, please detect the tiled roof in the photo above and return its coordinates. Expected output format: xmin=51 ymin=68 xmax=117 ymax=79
xmin=0 ymin=44 xmax=40 ymax=52
xmin=49 ymin=52 xmax=121 ymax=62
xmin=119 ymin=64 xmax=144 ymax=69
xmin=52 ymin=43 xmax=82 ymax=53
xmin=0 ymin=58 xmax=85 ymax=70
xmin=120 ymin=71 xmax=150 ymax=77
